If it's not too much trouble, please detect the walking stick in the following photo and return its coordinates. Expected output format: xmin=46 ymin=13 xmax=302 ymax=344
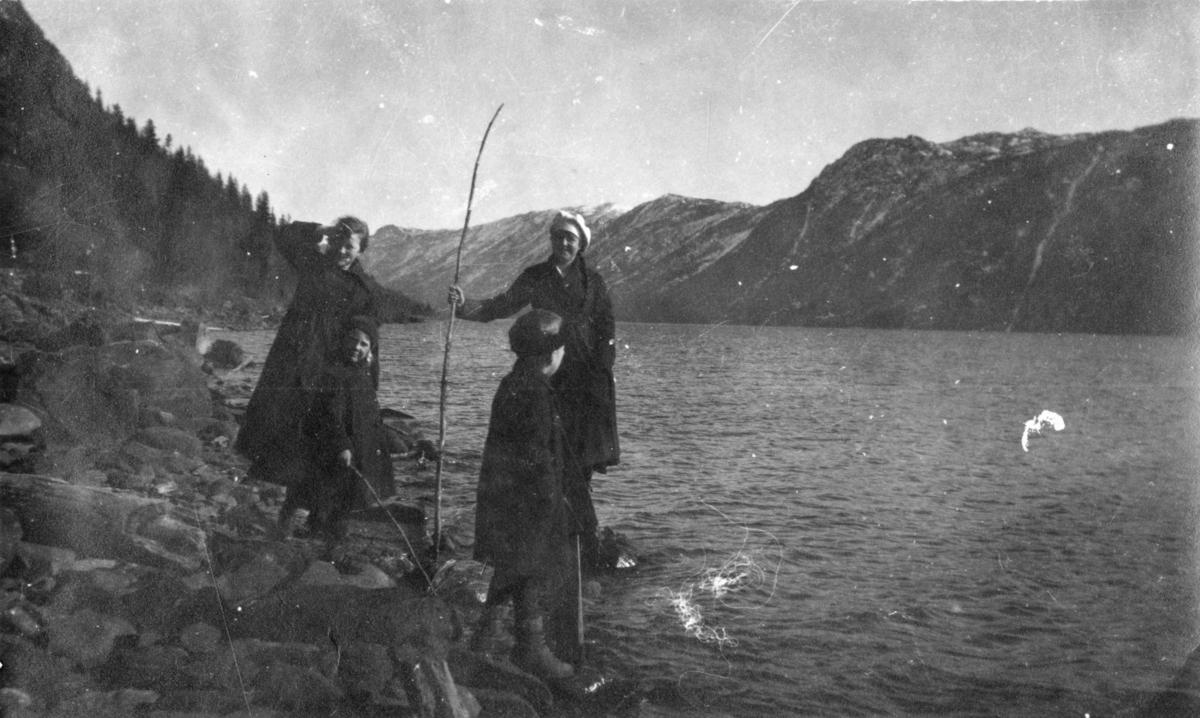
xmin=352 ymin=467 xmax=435 ymax=589
xmin=576 ymin=534 xmax=586 ymax=663
xmin=433 ymin=103 xmax=504 ymax=562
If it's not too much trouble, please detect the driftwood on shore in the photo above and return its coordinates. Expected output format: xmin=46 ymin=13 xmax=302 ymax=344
xmin=0 ymin=472 xmax=208 ymax=573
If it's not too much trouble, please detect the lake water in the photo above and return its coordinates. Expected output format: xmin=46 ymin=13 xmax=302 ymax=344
xmin=230 ymin=322 xmax=1199 ymax=717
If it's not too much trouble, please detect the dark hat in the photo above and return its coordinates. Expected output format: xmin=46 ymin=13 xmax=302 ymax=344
xmin=508 ymin=309 xmax=566 ymax=357
xmin=346 ymin=315 xmax=378 ymax=341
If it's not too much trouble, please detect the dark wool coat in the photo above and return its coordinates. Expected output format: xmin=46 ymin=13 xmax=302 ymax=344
xmin=458 ymin=255 xmax=620 ymax=473
xmin=300 ymin=361 xmax=394 ymax=514
xmin=473 ymin=361 xmax=571 ymax=577
xmin=235 ymin=221 xmax=380 ymax=487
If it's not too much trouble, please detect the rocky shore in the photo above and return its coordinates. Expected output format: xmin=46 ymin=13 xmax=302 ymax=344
xmin=0 ymin=289 xmax=651 ymax=717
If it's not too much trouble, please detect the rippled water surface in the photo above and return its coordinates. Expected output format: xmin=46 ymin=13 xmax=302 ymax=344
xmin=230 ymin=322 xmax=1199 ymax=717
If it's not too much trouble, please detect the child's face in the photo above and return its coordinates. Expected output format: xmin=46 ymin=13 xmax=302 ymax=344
xmin=345 ymin=329 xmax=372 ymax=364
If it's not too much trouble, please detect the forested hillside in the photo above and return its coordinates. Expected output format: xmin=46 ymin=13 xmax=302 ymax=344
xmin=0 ymin=1 xmax=428 ymax=331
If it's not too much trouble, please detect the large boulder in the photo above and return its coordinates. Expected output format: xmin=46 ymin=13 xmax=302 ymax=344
xmin=297 ymin=559 xmax=397 ymax=590
xmin=0 ymin=473 xmax=209 ymax=573
xmin=46 ymin=608 xmax=137 ymax=669
xmin=0 ymin=507 xmax=22 ymax=576
xmin=214 ymin=554 xmax=292 ymax=604
xmin=0 ymin=402 xmax=43 ymax=471
xmin=34 ymin=314 xmax=109 ymax=352
xmin=130 ymin=427 xmax=204 ymax=458
xmin=16 ymin=340 xmax=213 ymax=446
xmin=0 ymin=635 xmax=91 ymax=713
xmin=224 ymin=586 xmax=475 ymax=714
xmin=0 ymin=403 xmax=41 ymax=436
xmin=227 ymin=585 xmax=458 ymax=652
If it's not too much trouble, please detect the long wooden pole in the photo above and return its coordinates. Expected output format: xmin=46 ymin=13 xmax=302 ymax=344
xmin=576 ymin=534 xmax=586 ymax=663
xmin=353 ymin=467 xmax=434 ymax=588
xmin=433 ymin=103 xmax=504 ymax=562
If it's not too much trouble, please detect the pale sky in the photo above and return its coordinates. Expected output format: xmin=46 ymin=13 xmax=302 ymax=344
xmin=22 ymin=0 xmax=1199 ymax=231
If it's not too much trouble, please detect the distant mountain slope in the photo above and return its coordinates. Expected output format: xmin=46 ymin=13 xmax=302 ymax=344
xmin=677 ymin=120 xmax=1197 ymax=333
xmin=596 ymin=196 xmax=769 ymax=323
xmin=365 ymin=197 xmax=766 ymax=323
xmin=367 ymin=203 xmax=624 ymax=313
xmin=367 ymin=119 xmax=1196 ymax=334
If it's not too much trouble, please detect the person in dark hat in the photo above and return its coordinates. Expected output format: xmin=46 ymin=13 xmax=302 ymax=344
xmin=448 ymin=210 xmax=619 ymax=572
xmin=280 ymin=314 xmax=393 ymax=540
xmin=470 ymin=308 xmax=575 ymax=679
xmin=236 ymin=216 xmax=383 ymax=503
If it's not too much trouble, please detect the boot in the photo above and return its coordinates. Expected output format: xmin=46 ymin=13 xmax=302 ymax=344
xmin=469 ymin=605 xmax=510 ymax=657
xmin=311 ymin=505 xmax=349 ymax=541
xmin=511 ymin=617 xmax=573 ymax=679
xmin=274 ymin=507 xmax=309 ymax=540
xmin=322 ymin=513 xmax=350 ymax=541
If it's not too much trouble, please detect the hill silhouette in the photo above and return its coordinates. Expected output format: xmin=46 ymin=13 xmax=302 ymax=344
xmin=366 ymin=120 xmax=1197 ymax=335
xmin=4 ymin=1 xmax=1193 ymax=336
xmin=0 ymin=1 xmax=428 ymax=333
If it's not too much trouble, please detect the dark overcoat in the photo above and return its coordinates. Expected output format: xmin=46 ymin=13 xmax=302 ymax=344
xmin=473 ymin=361 xmax=571 ymax=577
xmin=300 ymin=361 xmax=394 ymax=513
xmin=235 ymin=221 xmax=380 ymax=487
xmin=458 ymin=255 xmax=620 ymax=474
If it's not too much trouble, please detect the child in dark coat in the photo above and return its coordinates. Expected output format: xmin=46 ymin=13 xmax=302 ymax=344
xmin=279 ymin=315 xmax=394 ymax=540
xmin=471 ymin=308 xmax=575 ymax=679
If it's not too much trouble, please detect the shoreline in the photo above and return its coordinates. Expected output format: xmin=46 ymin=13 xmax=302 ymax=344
xmin=0 ymin=313 xmax=581 ymax=715
xmin=0 ymin=273 xmax=644 ymax=716
xmin=2 ymin=265 xmax=428 ymax=346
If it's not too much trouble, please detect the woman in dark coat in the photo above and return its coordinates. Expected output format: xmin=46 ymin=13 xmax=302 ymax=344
xmin=235 ymin=217 xmax=381 ymax=491
xmin=449 ymin=210 xmax=619 ymax=568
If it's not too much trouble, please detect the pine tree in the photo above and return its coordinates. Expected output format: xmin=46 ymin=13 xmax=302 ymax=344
xmin=140 ymin=118 xmax=157 ymax=147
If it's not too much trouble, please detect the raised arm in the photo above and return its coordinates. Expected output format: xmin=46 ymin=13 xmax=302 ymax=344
xmin=274 ymin=221 xmax=329 ymax=272
xmin=449 ymin=269 xmax=534 ymax=323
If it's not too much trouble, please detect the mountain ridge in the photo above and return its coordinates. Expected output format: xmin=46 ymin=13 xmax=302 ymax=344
xmin=364 ymin=118 xmax=1197 ymax=334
